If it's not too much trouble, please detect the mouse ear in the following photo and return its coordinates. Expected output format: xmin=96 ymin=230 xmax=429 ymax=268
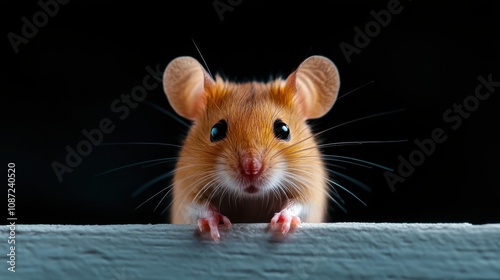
xmin=162 ymin=56 xmax=215 ymax=120
xmin=285 ymin=55 xmax=340 ymax=119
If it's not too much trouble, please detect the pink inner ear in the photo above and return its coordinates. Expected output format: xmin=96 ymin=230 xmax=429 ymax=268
xmin=184 ymin=68 xmax=215 ymax=120
xmin=187 ymin=82 xmax=205 ymax=120
xmin=296 ymin=78 xmax=317 ymax=118
xmin=284 ymin=70 xmax=312 ymax=119
xmin=284 ymin=56 xmax=340 ymax=119
xmin=163 ymin=56 xmax=217 ymax=121
xmin=203 ymin=71 xmax=215 ymax=92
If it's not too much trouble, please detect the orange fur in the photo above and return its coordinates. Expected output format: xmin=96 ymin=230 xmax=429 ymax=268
xmin=171 ymin=78 xmax=328 ymax=223
xmin=163 ymin=55 xmax=339 ymax=225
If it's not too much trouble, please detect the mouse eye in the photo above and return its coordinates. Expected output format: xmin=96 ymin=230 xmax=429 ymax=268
xmin=273 ymin=119 xmax=290 ymax=141
xmin=210 ymin=119 xmax=228 ymax=142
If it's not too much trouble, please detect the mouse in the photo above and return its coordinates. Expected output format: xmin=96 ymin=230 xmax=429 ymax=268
xmin=162 ymin=55 xmax=340 ymax=241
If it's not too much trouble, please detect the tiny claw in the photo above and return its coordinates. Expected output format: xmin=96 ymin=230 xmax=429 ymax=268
xmin=270 ymin=210 xmax=301 ymax=236
xmin=208 ymin=216 xmax=220 ymax=241
xmin=210 ymin=229 xmax=220 ymax=243
xmin=221 ymin=215 xmax=232 ymax=229
xmin=197 ymin=218 xmax=209 ymax=233
xmin=197 ymin=210 xmax=231 ymax=242
xmin=270 ymin=212 xmax=281 ymax=226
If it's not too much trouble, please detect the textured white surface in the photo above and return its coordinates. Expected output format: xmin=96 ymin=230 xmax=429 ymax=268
xmin=3 ymin=223 xmax=500 ymax=279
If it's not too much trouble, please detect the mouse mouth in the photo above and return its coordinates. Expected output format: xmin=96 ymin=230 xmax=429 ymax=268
xmin=244 ymin=185 xmax=259 ymax=194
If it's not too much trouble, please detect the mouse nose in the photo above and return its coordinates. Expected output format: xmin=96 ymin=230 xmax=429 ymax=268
xmin=240 ymin=152 xmax=263 ymax=177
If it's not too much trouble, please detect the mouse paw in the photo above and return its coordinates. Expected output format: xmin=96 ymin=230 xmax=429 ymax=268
xmin=197 ymin=210 xmax=232 ymax=242
xmin=270 ymin=210 xmax=301 ymax=235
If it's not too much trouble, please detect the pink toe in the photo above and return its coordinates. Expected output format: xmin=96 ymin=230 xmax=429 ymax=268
xmin=221 ymin=215 xmax=232 ymax=228
xmin=281 ymin=214 xmax=292 ymax=235
xmin=270 ymin=213 xmax=280 ymax=226
xmin=292 ymin=216 xmax=301 ymax=226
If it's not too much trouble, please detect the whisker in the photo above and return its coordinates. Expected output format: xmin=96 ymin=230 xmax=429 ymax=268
xmin=282 ymin=169 xmax=337 ymax=212
xmin=272 ymin=154 xmax=367 ymax=171
xmin=276 ymin=181 xmax=291 ymax=203
xmin=143 ymin=100 xmax=190 ymax=127
xmin=206 ymin=93 xmax=225 ymax=118
xmin=282 ymin=172 xmax=309 ymax=200
xmin=325 ymin=181 xmax=348 ymax=213
xmin=184 ymin=146 xmax=224 ymax=158
xmin=101 ymin=142 xmax=182 ymax=148
xmin=217 ymin=182 xmax=230 ymax=212
xmin=324 ymin=158 xmax=372 ymax=169
xmin=318 ymin=108 xmax=405 ymax=136
xmin=337 ymin=80 xmax=374 ymax=100
xmin=279 ymin=138 xmax=407 ymax=160
xmin=141 ymin=159 xmax=177 ymax=169
xmin=279 ymin=145 xmax=321 ymax=157
xmin=207 ymin=181 xmax=224 ymax=206
xmin=94 ymin=157 xmax=177 ymax=177
xmin=193 ymin=177 xmax=219 ymax=205
xmin=154 ymin=190 xmax=171 ymax=212
xmin=159 ymin=172 xmax=216 ymax=213
xmin=284 ymin=170 xmax=347 ymax=212
xmin=141 ymin=170 xmax=215 ymax=214
xmin=166 ymin=172 xmax=216 ymax=217
xmin=318 ymin=139 xmax=408 ymax=148
xmin=327 ymin=178 xmax=366 ymax=206
xmin=327 ymin=168 xmax=372 ymax=192
xmin=164 ymin=176 xmax=220 ymax=216
xmin=171 ymin=171 xmax=215 ymax=215
xmin=324 ymin=162 xmax=348 ymax=170
xmin=325 ymin=155 xmax=393 ymax=171
xmin=321 ymin=181 xmax=347 ymax=212
xmin=132 ymin=163 xmax=212 ymax=197
xmin=134 ymin=180 xmax=172 ymax=210
xmin=166 ymin=174 xmax=218 ymax=216
xmin=325 ymin=179 xmax=345 ymax=204
xmin=132 ymin=171 xmax=174 ymax=198
xmin=191 ymin=37 xmax=213 ymax=79
xmin=273 ymin=108 xmax=405 ymax=159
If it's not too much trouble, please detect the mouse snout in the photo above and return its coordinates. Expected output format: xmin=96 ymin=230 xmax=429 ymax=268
xmin=240 ymin=151 xmax=263 ymax=178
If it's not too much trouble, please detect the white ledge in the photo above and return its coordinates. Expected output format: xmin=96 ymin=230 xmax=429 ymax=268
xmin=5 ymin=223 xmax=500 ymax=279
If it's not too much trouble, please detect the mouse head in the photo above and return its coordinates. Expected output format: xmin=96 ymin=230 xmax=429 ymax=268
xmin=163 ymin=56 xmax=339 ymax=200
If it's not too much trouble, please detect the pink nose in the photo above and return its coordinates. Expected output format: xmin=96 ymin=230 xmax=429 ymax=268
xmin=240 ymin=152 xmax=263 ymax=177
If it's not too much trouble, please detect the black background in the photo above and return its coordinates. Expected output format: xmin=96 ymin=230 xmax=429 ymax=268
xmin=2 ymin=0 xmax=499 ymax=225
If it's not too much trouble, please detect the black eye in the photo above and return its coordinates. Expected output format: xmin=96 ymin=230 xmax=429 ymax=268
xmin=273 ymin=119 xmax=290 ymax=141
xmin=210 ymin=120 xmax=227 ymax=142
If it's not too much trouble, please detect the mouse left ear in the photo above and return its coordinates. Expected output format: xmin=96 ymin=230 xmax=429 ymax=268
xmin=285 ymin=55 xmax=340 ymax=119
xmin=162 ymin=56 xmax=215 ymax=121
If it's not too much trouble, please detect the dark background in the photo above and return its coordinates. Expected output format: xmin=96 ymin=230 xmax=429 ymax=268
xmin=2 ymin=0 xmax=499 ymax=225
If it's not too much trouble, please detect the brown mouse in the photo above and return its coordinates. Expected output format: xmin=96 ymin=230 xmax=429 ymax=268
xmin=162 ymin=55 xmax=340 ymax=241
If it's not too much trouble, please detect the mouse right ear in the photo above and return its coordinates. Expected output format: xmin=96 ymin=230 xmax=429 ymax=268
xmin=163 ymin=56 xmax=215 ymax=120
xmin=284 ymin=55 xmax=340 ymax=119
